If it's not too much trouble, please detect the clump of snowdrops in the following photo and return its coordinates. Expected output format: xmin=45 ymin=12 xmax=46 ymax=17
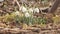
xmin=2 ymin=5 xmax=47 ymax=26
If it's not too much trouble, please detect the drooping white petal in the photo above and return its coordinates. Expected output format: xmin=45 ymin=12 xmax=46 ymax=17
xmin=20 ymin=6 xmax=27 ymax=13
xmin=33 ymin=8 xmax=39 ymax=13
xmin=25 ymin=12 xmax=30 ymax=17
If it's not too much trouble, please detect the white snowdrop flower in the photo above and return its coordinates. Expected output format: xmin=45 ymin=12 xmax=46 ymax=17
xmin=20 ymin=6 xmax=27 ymax=13
xmin=15 ymin=11 xmax=20 ymax=15
xmin=0 ymin=0 xmax=4 ymax=2
xmin=25 ymin=12 xmax=30 ymax=17
xmin=33 ymin=8 xmax=39 ymax=13
xmin=28 ymin=8 xmax=33 ymax=13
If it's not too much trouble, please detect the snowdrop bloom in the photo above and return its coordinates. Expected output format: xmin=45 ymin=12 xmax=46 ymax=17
xmin=15 ymin=11 xmax=20 ymax=15
xmin=28 ymin=8 xmax=33 ymax=13
xmin=0 ymin=0 xmax=4 ymax=2
xmin=25 ymin=12 xmax=30 ymax=17
xmin=20 ymin=6 xmax=27 ymax=13
xmin=33 ymin=8 xmax=39 ymax=13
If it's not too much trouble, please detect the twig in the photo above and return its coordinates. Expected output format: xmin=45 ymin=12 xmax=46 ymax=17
xmin=14 ymin=0 xmax=21 ymax=11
